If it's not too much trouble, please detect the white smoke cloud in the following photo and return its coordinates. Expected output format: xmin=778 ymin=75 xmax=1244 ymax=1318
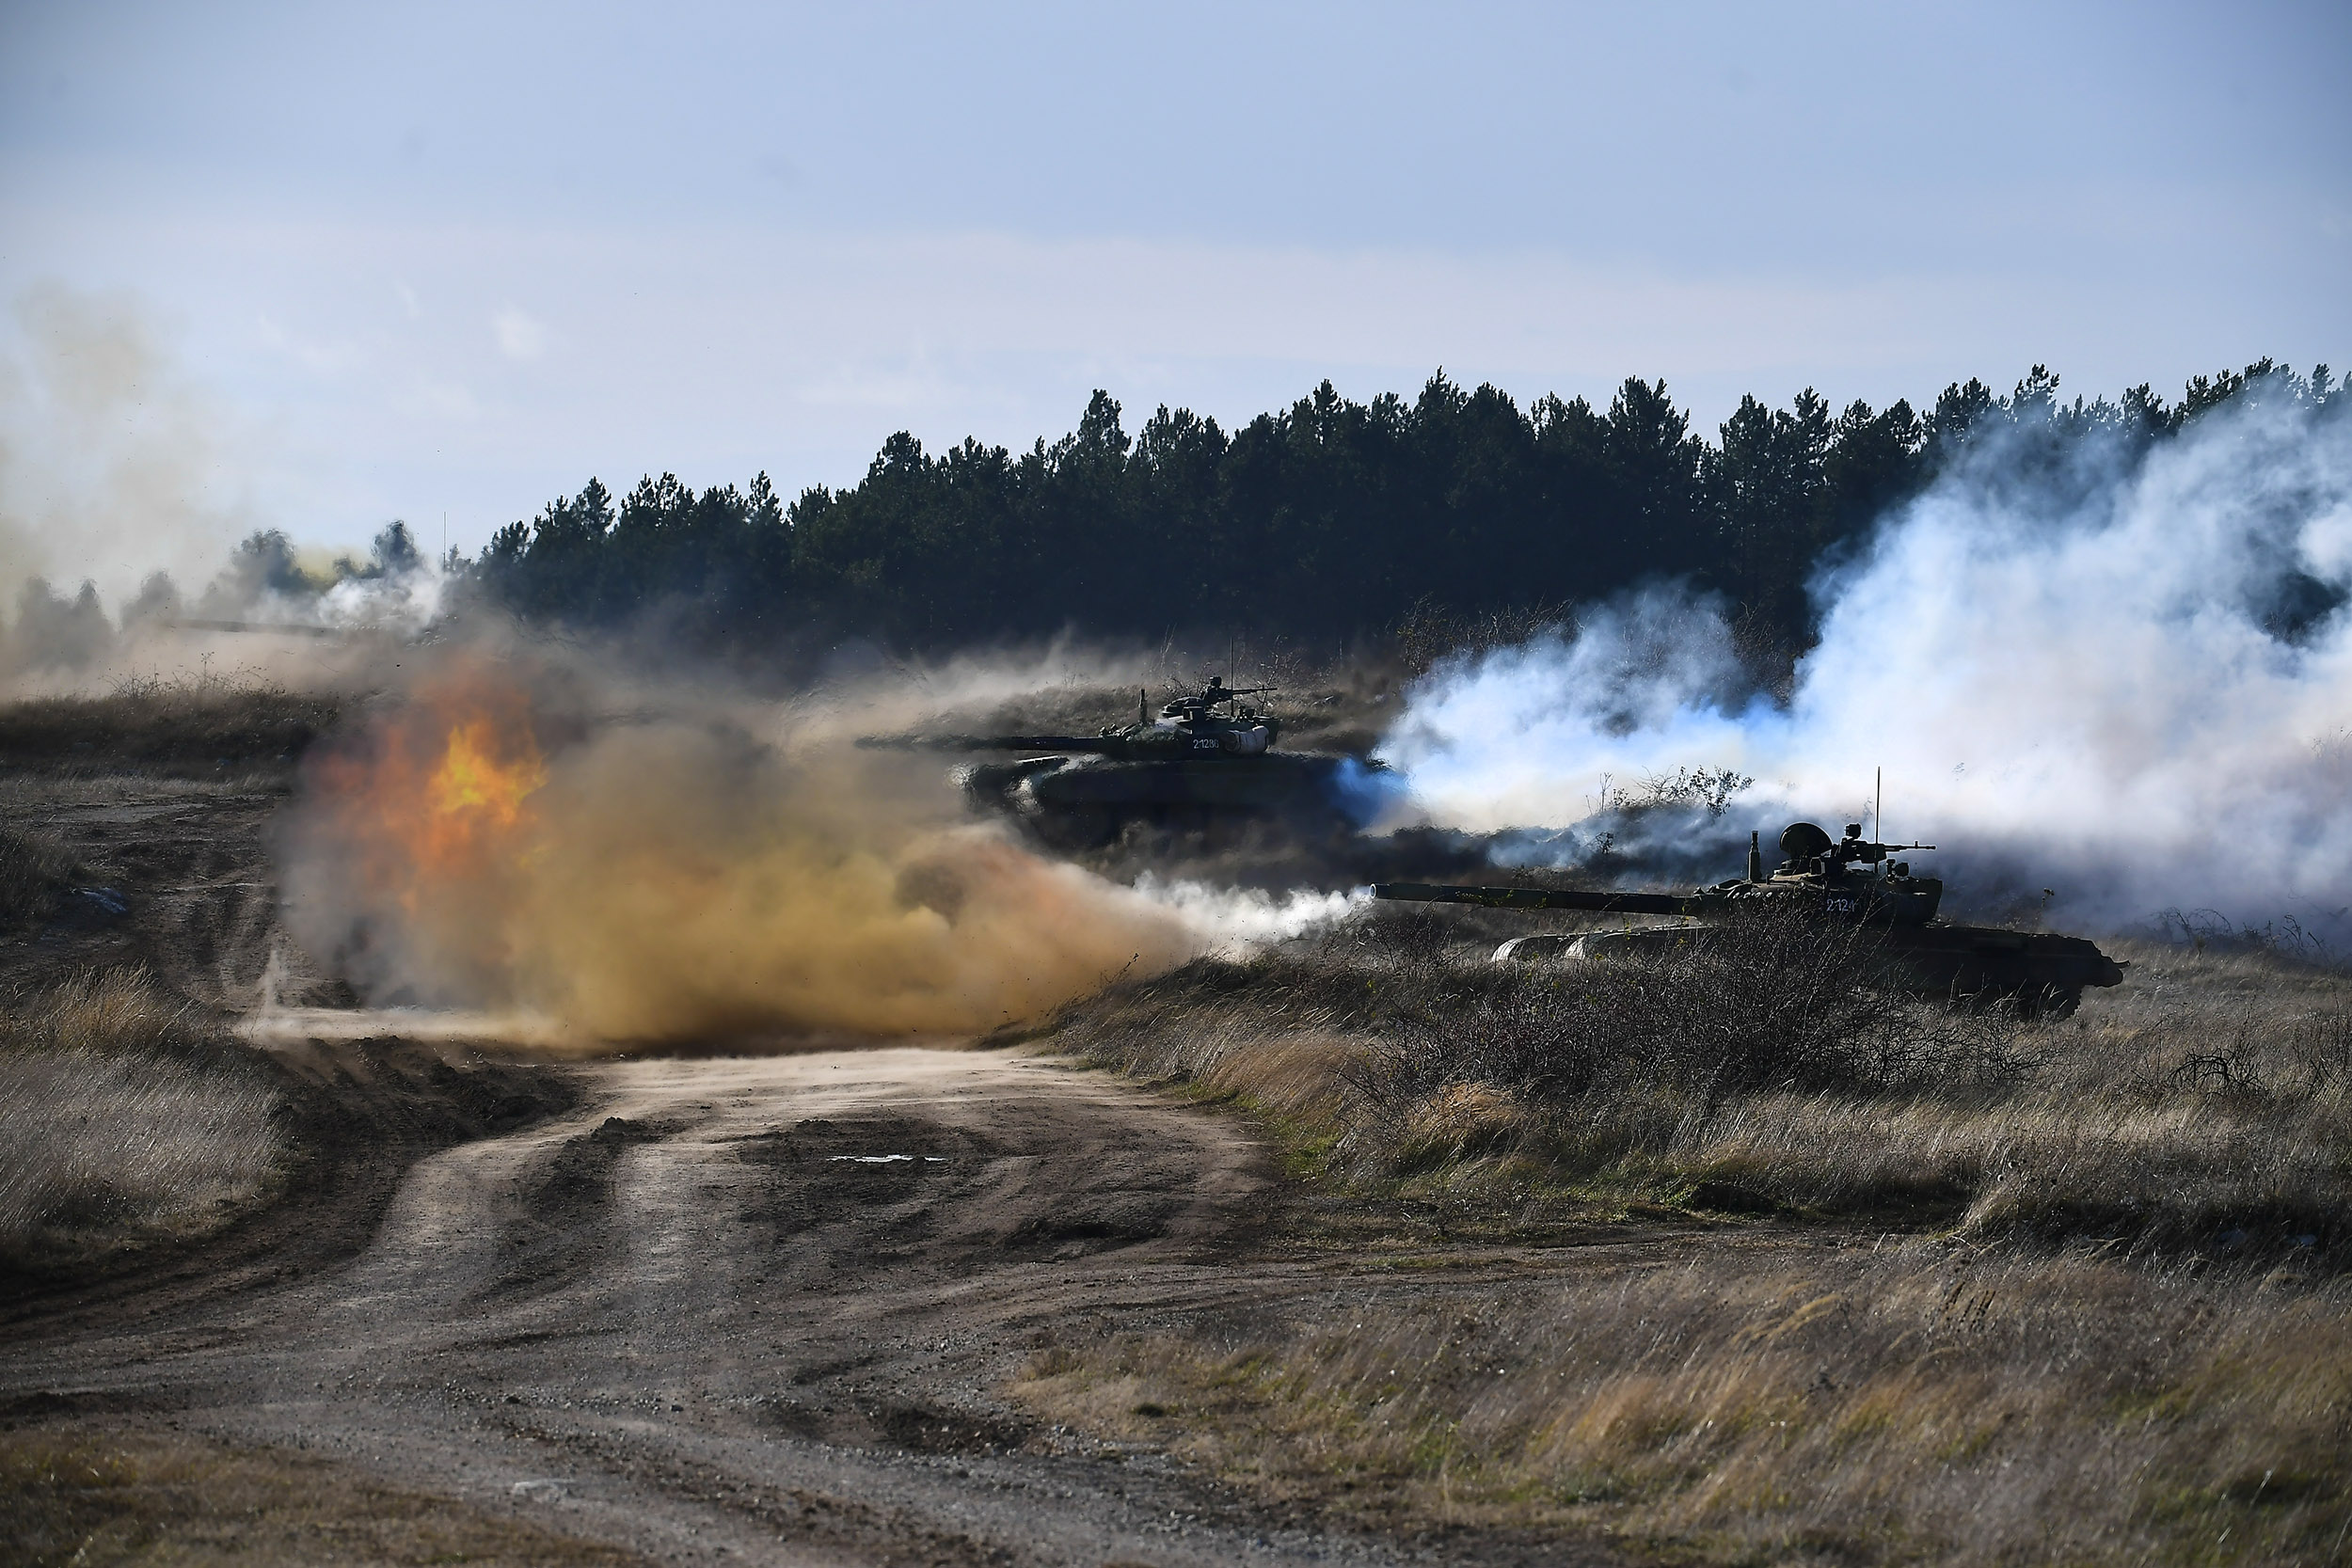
xmin=1133 ymin=875 xmax=1369 ymax=955
xmin=1379 ymin=397 xmax=2352 ymax=940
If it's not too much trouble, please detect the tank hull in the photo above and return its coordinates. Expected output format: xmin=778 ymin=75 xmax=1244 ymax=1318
xmin=1557 ymin=920 xmax=2125 ymax=1016
xmin=963 ymin=752 xmax=1367 ymax=845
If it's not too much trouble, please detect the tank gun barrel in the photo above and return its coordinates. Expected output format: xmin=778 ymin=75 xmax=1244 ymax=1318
xmin=1373 ymin=881 xmax=1704 ymax=916
xmin=855 ymin=733 xmax=1123 ymax=754
xmin=1173 ymin=678 xmax=1272 ymax=705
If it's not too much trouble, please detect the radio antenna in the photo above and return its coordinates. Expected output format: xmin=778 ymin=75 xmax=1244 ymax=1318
xmin=1875 ymin=766 xmax=1883 ymax=844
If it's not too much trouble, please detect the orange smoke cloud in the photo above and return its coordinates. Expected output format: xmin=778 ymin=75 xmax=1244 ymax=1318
xmin=278 ymin=653 xmax=1200 ymax=1046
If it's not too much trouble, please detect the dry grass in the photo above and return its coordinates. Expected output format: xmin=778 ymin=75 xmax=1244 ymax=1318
xmin=1 ymin=1422 xmax=652 ymax=1566
xmin=1054 ymin=915 xmax=2352 ymax=1255
xmin=1012 ymin=1243 xmax=2352 ymax=1564
xmin=1030 ymin=916 xmax=2352 ymax=1562
xmin=0 ymin=969 xmax=283 ymax=1268
xmin=0 ymin=679 xmax=341 ymax=778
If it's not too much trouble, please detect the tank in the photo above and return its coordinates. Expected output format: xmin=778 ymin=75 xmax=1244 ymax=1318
xmin=860 ymin=677 xmax=1382 ymax=847
xmin=1374 ymin=820 xmax=2127 ymax=1018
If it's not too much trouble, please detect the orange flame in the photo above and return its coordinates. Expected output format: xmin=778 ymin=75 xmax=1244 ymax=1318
xmin=418 ymin=714 xmax=548 ymax=871
xmin=309 ymin=666 xmax=548 ymax=919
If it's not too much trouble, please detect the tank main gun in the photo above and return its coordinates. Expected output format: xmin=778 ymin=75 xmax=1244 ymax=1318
xmin=1371 ymin=883 xmax=1704 ymax=916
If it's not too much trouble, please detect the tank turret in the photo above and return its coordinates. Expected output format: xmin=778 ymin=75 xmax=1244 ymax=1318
xmin=860 ymin=678 xmax=1377 ymax=846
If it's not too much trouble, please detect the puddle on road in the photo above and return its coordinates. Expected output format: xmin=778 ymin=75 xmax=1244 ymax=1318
xmin=829 ymin=1155 xmax=949 ymax=1164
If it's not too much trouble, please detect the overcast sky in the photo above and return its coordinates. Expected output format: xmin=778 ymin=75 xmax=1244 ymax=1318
xmin=2 ymin=0 xmax=2347 ymax=592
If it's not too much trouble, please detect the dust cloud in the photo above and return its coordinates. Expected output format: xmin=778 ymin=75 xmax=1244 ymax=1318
xmin=272 ymin=645 xmax=1321 ymax=1047
xmin=0 ymin=281 xmax=438 ymax=695
xmin=0 ymin=285 xmax=247 ymax=618
xmin=1378 ymin=396 xmax=2352 ymax=941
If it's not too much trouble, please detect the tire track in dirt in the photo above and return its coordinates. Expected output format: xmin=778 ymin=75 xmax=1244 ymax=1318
xmin=2 ymin=1046 xmax=1618 ymax=1565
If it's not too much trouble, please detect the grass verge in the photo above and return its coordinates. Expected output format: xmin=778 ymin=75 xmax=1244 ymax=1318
xmin=1020 ymin=911 xmax=2352 ymax=1563
xmin=1 ymin=1421 xmax=650 ymax=1567
xmin=1052 ymin=911 xmax=2352 ymax=1255
xmin=1009 ymin=1243 xmax=2351 ymax=1565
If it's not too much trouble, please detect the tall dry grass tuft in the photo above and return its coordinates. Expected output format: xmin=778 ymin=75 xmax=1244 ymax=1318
xmin=1013 ymin=1243 xmax=2352 ymax=1563
xmin=0 ymin=968 xmax=282 ymax=1267
xmin=15 ymin=967 xmax=196 ymax=1054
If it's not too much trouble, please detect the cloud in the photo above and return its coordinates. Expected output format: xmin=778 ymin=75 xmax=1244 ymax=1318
xmin=491 ymin=305 xmax=546 ymax=361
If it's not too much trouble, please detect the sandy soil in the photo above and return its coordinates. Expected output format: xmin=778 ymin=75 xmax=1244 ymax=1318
xmin=3 ymin=1040 xmax=1624 ymax=1566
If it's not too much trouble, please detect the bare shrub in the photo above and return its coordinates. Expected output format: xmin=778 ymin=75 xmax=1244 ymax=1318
xmin=1390 ymin=598 xmax=1572 ymax=678
xmin=1319 ymin=907 xmax=2035 ymax=1210
xmin=2144 ymin=906 xmax=2341 ymax=968
xmin=1362 ymin=906 xmax=2009 ymax=1110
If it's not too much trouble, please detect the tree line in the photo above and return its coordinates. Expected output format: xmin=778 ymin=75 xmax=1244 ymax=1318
xmin=466 ymin=358 xmax=2337 ymax=659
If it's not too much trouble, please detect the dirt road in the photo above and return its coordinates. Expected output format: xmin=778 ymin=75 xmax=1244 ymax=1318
xmin=3 ymin=1044 xmax=1614 ymax=1566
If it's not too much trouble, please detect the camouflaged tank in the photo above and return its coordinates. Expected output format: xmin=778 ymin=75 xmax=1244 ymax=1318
xmin=1375 ymin=820 xmax=2126 ymax=1018
xmin=860 ymin=678 xmax=1382 ymax=847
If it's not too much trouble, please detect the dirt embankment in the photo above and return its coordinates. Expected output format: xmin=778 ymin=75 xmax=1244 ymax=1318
xmin=2 ymin=693 xmax=586 ymax=1313
xmin=1 ymin=1037 xmax=585 ymax=1326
